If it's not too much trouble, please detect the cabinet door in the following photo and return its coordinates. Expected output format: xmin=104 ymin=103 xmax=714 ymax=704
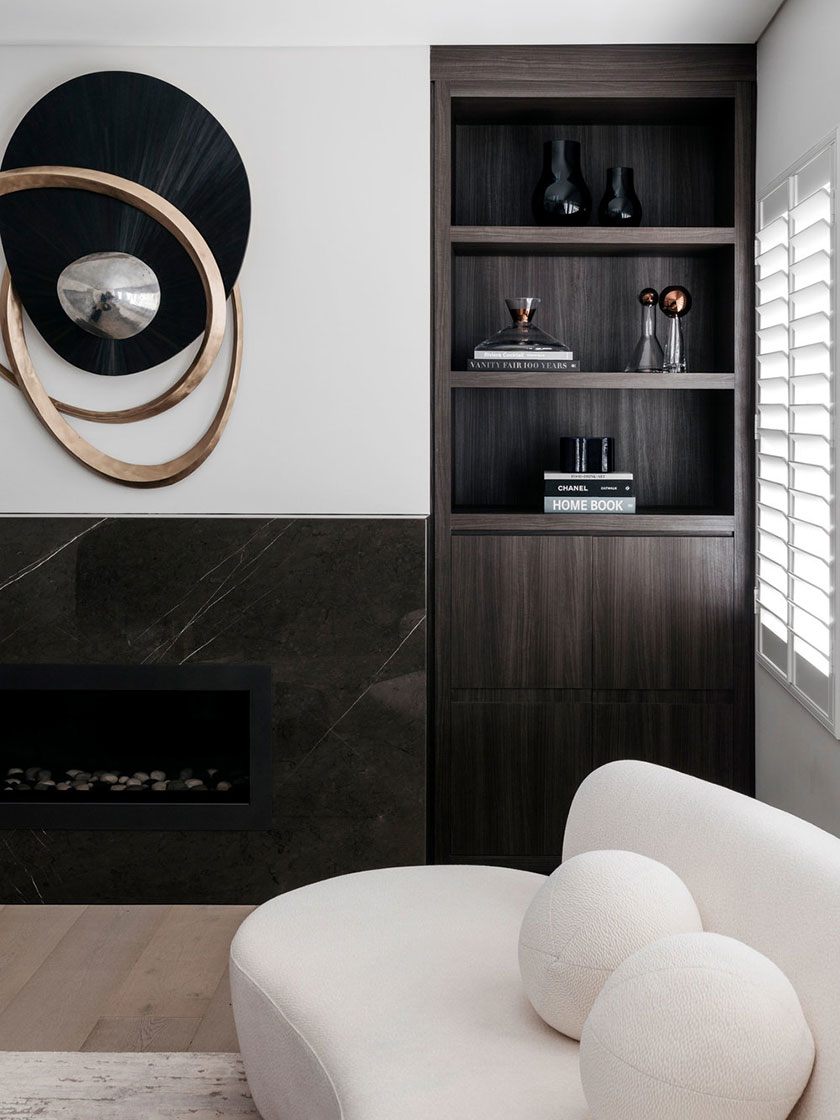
xmin=451 ymin=535 xmax=591 ymax=688
xmin=593 ymin=537 xmax=733 ymax=689
xmin=592 ymin=701 xmax=736 ymax=789
xmin=448 ymin=701 xmax=591 ymax=860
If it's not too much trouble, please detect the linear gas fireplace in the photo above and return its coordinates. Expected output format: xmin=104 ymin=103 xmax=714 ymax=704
xmin=0 ymin=664 xmax=272 ymax=829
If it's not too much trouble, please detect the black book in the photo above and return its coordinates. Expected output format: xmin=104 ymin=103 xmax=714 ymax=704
xmin=544 ymin=479 xmax=635 ymax=497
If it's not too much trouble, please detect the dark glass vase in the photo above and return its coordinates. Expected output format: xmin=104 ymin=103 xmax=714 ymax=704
xmin=532 ymin=140 xmax=591 ymax=226
xmin=598 ymin=166 xmax=642 ymax=226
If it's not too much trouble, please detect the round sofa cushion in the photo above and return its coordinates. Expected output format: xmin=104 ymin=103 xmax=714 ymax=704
xmin=518 ymin=849 xmax=703 ymax=1039
xmin=580 ymin=931 xmax=815 ymax=1120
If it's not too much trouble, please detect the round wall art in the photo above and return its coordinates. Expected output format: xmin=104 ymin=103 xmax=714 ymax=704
xmin=0 ymin=71 xmax=251 ymax=487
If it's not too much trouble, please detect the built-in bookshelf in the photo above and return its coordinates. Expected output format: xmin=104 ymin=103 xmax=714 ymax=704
xmin=430 ymin=45 xmax=756 ymax=870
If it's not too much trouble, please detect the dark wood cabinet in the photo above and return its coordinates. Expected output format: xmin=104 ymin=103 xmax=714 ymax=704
xmin=592 ymin=537 xmax=734 ymax=690
xmin=451 ymin=535 xmax=591 ymax=688
xmin=449 ymin=701 xmax=591 ymax=862
xmin=592 ymin=701 xmax=735 ymax=789
xmin=431 ymin=45 xmax=755 ymax=869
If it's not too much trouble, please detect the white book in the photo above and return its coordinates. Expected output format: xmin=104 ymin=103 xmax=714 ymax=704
xmin=544 ymin=471 xmax=634 ymax=480
xmin=473 ymin=348 xmax=574 ymax=361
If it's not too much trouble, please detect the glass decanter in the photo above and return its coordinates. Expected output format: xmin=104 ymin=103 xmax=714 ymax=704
xmin=475 ymin=297 xmax=569 ymax=353
xmin=625 ymin=288 xmax=664 ymax=372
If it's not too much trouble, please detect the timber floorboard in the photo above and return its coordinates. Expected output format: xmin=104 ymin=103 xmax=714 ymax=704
xmin=0 ymin=905 xmax=253 ymax=1052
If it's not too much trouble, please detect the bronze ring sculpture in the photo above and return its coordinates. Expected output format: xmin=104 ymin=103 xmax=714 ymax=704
xmin=0 ymin=166 xmax=242 ymax=487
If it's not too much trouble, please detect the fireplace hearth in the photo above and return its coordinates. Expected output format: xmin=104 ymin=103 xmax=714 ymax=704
xmin=0 ymin=664 xmax=271 ymax=829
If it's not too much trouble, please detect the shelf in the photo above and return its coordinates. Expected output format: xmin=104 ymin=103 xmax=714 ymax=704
xmin=451 ymin=371 xmax=735 ymax=389
xmin=450 ymin=510 xmax=735 ymax=534
xmin=450 ymin=226 xmax=736 ymax=254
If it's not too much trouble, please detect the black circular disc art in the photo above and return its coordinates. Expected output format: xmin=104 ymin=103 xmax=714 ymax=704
xmin=0 ymin=71 xmax=250 ymax=375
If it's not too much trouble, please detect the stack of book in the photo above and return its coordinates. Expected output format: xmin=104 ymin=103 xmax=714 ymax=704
xmin=468 ymin=346 xmax=579 ymax=372
xmin=544 ymin=471 xmax=636 ymax=514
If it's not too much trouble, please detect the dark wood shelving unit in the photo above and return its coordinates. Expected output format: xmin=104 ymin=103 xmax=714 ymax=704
xmin=451 ymin=226 xmax=737 ymax=252
xmin=430 ymin=45 xmax=756 ymax=872
xmin=450 ymin=512 xmax=736 ymax=533
xmin=450 ymin=371 xmax=735 ymax=389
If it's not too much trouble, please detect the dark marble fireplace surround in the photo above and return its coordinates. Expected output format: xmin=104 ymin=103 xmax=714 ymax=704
xmin=0 ymin=517 xmax=426 ymax=903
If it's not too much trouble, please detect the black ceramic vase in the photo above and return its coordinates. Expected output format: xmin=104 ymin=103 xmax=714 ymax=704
xmin=532 ymin=139 xmax=591 ymax=226
xmin=597 ymin=166 xmax=642 ymax=226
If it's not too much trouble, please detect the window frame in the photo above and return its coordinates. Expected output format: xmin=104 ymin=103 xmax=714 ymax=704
xmin=755 ymin=131 xmax=839 ymax=735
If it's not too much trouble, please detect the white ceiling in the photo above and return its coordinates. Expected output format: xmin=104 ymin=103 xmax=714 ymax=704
xmin=0 ymin=0 xmax=786 ymax=47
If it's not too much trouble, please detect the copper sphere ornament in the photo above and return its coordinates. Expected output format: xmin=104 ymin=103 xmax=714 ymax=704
xmin=659 ymin=286 xmax=692 ymax=318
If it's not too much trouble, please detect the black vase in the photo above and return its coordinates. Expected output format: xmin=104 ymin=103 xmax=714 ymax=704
xmin=532 ymin=140 xmax=591 ymax=226
xmin=598 ymin=166 xmax=642 ymax=226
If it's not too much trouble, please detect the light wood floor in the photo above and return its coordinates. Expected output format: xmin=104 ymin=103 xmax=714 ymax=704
xmin=0 ymin=905 xmax=254 ymax=1052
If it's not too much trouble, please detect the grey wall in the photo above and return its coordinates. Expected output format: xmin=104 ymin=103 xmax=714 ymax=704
xmin=756 ymin=0 xmax=840 ymax=833
xmin=0 ymin=517 xmax=426 ymax=903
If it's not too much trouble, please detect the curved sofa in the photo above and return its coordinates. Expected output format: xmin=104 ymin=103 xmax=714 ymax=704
xmin=231 ymin=760 xmax=840 ymax=1120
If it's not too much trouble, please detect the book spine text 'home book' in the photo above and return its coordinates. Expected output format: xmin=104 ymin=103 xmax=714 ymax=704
xmin=544 ymin=496 xmax=637 ymax=514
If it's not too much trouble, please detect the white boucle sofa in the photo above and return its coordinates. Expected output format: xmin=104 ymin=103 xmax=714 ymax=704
xmin=230 ymin=761 xmax=840 ymax=1120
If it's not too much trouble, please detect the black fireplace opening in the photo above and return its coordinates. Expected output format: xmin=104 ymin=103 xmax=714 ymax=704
xmin=0 ymin=664 xmax=272 ymax=829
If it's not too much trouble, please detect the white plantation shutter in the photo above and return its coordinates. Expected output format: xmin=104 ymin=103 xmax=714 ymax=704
xmin=756 ymin=139 xmax=837 ymax=729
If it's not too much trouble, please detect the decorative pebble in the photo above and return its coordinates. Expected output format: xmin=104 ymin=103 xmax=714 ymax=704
xmin=1 ymin=765 xmax=242 ymax=796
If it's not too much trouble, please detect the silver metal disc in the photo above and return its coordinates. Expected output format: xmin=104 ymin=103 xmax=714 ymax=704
xmin=56 ymin=252 xmax=160 ymax=340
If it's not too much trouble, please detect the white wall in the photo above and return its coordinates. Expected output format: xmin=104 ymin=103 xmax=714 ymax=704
xmin=0 ymin=46 xmax=430 ymax=515
xmin=0 ymin=0 xmax=779 ymax=49
xmin=756 ymin=0 xmax=840 ymax=831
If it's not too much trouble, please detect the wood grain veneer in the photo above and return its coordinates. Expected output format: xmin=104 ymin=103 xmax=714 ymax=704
xmin=451 ymin=535 xmax=592 ymax=688
xmin=431 ymin=45 xmax=756 ymax=84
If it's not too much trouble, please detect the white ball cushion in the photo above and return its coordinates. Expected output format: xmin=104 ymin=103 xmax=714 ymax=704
xmin=580 ymin=932 xmax=815 ymax=1120
xmin=518 ymin=849 xmax=702 ymax=1039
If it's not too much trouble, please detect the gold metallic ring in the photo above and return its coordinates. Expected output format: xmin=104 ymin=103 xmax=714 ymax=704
xmin=2 ymin=273 xmax=242 ymax=488
xmin=0 ymin=166 xmax=242 ymax=487
xmin=0 ymin=165 xmax=226 ymax=424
